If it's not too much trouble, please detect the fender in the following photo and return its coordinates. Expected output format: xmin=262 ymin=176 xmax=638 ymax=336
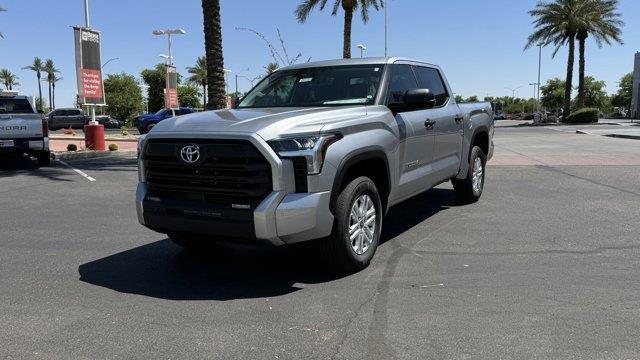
xmin=330 ymin=147 xmax=391 ymax=214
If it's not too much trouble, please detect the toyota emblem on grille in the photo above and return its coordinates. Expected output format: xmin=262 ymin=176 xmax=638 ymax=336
xmin=180 ymin=145 xmax=200 ymax=164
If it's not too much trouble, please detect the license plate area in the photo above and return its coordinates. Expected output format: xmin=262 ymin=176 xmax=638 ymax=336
xmin=0 ymin=140 xmax=15 ymax=147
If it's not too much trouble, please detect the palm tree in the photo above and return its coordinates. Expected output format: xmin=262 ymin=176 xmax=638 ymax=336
xmin=295 ymin=0 xmax=383 ymax=59
xmin=201 ymin=0 xmax=227 ymax=110
xmin=264 ymin=62 xmax=279 ymax=75
xmin=51 ymin=75 xmax=62 ymax=110
xmin=575 ymin=0 xmax=623 ymax=107
xmin=22 ymin=57 xmax=45 ymax=111
xmin=526 ymin=0 xmax=588 ymax=119
xmin=186 ymin=56 xmax=208 ymax=107
xmin=0 ymin=69 xmax=19 ymax=90
xmin=43 ymin=59 xmax=59 ymax=110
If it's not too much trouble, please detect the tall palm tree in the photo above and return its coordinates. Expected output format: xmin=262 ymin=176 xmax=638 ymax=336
xmin=0 ymin=69 xmax=19 ymax=90
xmin=51 ymin=75 xmax=62 ymax=110
xmin=201 ymin=0 xmax=227 ymax=110
xmin=575 ymin=0 xmax=623 ymax=107
xmin=43 ymin=59 xmax=59 ymax=110
xmin=526 ymin=0 xmax=588 ymax=119
xmin=295 ymin=0 xmax=383 ymax=59
xmin=22 ymin=57 xmax=45 ymax=111
xmin=186 ymin=56 xmax=208 ymax=107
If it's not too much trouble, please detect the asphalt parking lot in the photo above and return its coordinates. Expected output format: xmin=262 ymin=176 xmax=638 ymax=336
xmin=2 ymin=125 xmax=640 ymax=359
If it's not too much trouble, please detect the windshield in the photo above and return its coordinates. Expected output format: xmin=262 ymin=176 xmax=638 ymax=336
xmin=0 ymin=98 xmax=34 ymax=114
xmin=237 ymin=65 xmax=384 ymax=108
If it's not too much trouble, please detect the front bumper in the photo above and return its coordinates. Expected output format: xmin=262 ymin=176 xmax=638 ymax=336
xmin=135 ymin=131 xmax=334 ymax=246
xmin=136 ymin=182 xmax=334 ymax=245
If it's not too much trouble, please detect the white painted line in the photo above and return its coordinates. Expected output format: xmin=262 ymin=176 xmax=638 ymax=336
xmin=56 ymin=160 xmax=96 ymax=182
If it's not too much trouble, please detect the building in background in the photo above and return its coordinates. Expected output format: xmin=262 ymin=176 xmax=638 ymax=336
xmin=633 ymin=52 xmax=640 ymax=119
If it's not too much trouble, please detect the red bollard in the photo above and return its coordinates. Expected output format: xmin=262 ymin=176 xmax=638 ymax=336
xmin=84 ymin=124 xmax=106 ymax=151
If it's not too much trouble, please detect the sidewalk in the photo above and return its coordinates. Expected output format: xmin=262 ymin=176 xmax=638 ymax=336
xmin=50 ymin=135 xmax=138 ymax=152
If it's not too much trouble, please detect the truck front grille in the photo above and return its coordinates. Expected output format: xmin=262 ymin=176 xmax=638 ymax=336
xmin=144 ymin=139 xmax=272 ymax=208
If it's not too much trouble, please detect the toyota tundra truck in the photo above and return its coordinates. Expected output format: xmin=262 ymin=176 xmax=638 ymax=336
xmin=0 ymin=91 xmax=51 ymax=166
xmin=136 ymin=58 xmax=494 ymax=272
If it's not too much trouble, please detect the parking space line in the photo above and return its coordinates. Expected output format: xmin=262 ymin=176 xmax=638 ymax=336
xmin=56 ymin=160 xmax=96 ymax=182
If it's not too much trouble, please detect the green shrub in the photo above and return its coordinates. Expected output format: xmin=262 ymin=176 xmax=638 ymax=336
xmin=67 ymin=144 xmax=78 ymax=152
xmin=108 ymin=143 xmax=119 ymax=151
xmin=523 ymin=113 xmax=534 ymax=121
xmin=562 ymin=108 xmax=599 ymax=124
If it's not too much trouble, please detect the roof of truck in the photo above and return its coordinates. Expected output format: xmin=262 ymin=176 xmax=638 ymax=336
xmin=279 ymin=57 xmax=438 ymax=71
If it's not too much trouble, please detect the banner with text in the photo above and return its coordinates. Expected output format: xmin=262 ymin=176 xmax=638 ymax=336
xmin=74 ymin=27 xmax=105 ymax=105
xmin=165 ymin=65 xmax=179 ymax=109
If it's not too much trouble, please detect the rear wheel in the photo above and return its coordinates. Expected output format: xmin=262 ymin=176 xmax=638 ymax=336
xmin=320 ymin=176 xmax=383 ymax=273
xmin=452 ymin=146 xmax=486 ymax=203
xmin=37 ymin=151 xmax=51 ymax=167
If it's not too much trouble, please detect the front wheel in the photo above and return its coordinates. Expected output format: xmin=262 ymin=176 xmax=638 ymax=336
xmin=320 ymin=176 xmax=383 ymax=273
xmin=452 ymin=146 xmax=486 ymax=203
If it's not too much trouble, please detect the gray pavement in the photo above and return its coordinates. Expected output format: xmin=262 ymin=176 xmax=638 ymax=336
xmin=1 ymin=127 xmax=640 ymax=359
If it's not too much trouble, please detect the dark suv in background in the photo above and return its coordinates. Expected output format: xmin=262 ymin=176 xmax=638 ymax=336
xmin=134 ymin=107 xmax=196 ymax=134
xmin=47 ymin=108 xmax=88 ymax=130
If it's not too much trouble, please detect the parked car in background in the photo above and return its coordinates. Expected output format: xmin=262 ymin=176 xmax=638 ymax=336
xmin=493 ymin=111 xmax=506 ymax=120
xmin=95 ymin=115 xmax=121 ymax=128
xmin=134 ymin=107 xmax=196 ymax=134
xmin=0 ymin=91 xmax=51 ymax=166
xmin=46 ymin=108 xmax=88 ymax=130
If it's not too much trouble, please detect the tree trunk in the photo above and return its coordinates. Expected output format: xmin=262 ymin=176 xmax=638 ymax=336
xmin=36 ymin=72 xmax=42 ymax=111
xmin=577 ymin=32 xmax=587 ymax=108
xmin=342 ymin=8 xmax=353 ymax=59
xmin=202 ymin=0 xmax=227 ymax=110
xmin=48 ymin=81 xmax=52 ymax=110
xmin=52 ymin=83 xmax=56 ymax=109
xmin=202 ymin=83 xmax=207 ymax=108
xmin=563 ymin=34 xmax=575 ymax=120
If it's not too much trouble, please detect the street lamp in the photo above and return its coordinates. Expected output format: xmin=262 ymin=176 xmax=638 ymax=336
xmin=152 ymin=29 xmax=186 ymax=66
xmin=357 ymin=44 xmax=367 ymax=58
xmin=158 ymin=54 xmax=173 ymax=65
xmin=102 ymin=57 xmax=119 ymax=69
xmin=505 ymin=85 xmax=526 ymax=98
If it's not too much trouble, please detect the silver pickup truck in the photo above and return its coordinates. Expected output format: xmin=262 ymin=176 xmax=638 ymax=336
xmin=136 ymin=58 xmax=494 ymax=272
xmin=0 ymin=91 xmax=51 ymax=166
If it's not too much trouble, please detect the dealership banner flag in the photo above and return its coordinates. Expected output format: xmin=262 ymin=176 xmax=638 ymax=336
xmin=165 ymin=65 xmax=179 ymax=109
xmin=74 ymin=27 xmax=106 ymax=105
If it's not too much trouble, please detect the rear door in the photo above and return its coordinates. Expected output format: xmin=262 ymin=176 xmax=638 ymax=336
xmin=413 ymin=66 xmax=463 ymax=181
xmin=386 ymin=63 xmax=435 ymax=200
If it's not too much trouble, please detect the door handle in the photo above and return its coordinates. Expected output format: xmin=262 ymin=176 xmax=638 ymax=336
xmin=424 ymin=119 xmax=436 ymax=128
xmin=454 ymin=115 xmax=464 ymax=123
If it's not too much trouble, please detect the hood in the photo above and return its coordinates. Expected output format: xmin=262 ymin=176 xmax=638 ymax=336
xmin=150 ymin=106 xmax=367 ymax=140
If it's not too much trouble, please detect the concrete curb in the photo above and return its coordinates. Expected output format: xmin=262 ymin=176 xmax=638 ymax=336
xmin=50 ymin=136 xmax=139 ymax=143
xmin=603 ymin=134 xmax=640 ymax=140
xmin=52 ymin=150 xmax=136 ymax=162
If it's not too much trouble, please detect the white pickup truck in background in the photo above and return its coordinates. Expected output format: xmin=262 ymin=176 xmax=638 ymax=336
xmin=0 ymin=91 xmax=51 ymax=166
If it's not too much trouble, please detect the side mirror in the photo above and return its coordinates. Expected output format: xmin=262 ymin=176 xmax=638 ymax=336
xmin=404 ymin=89 xmax=436 ymax=109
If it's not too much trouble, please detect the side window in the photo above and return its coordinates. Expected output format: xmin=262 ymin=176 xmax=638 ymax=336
xmin=387 ymin=64 xmax=418 ymax=104
xmin=413 ymin=66 xmax=449 ymax=107
xmin=72 ymin=109 xmax=82 ymax=116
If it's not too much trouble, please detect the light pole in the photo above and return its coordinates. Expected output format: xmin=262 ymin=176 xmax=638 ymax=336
xmin=357 ymin=44 xmax=367 ymax=58
xmin=223 ymin=69 xmax=232 ymax=95
xmin=159 ymin=54 xmax=173 ymax=65
xmin=505 ymin=85 xmax=526 ymax=98
xmin=384 ymin=0 xmax=388 ymax=57
xmin=152 ymin=29 xmax=186 ymax=67
xmin=537 ymin=44 xmax=543 ymax=111
xmin=101 ymin=57 xmax=119 ymax=69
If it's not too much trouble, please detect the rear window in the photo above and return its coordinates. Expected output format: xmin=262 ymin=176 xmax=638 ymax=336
xmin=0 ymin=98 xmax=34 ymax=114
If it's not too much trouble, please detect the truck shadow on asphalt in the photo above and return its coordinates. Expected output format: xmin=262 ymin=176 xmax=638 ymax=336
xmin=0 ymin=157 xmax=73 ymax=182
xmin=78 ymin=188 xmax=460 ymax=301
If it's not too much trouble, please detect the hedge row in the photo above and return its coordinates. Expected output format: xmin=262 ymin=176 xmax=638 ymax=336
xmin=561 ymin=108 xmax=599 ymax=124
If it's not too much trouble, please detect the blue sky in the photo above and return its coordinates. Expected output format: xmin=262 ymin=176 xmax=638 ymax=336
xmin=1 ymin=0 xmax=638 ymax=108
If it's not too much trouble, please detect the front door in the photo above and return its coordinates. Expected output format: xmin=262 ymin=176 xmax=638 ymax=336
xmin=387 ymin=64 xmax=435 ymax=201
xmin=413 ymin=66 xmax=463 ymax=181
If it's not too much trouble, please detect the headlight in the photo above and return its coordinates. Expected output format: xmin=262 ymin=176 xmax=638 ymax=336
xmin=268 ymin=133 xmax=342 ymax=175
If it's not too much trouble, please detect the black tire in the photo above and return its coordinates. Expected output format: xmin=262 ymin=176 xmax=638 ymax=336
xmin=320 ymin=176 xmax=383 ymax=273
xmin=452 ymin=146 xmax=486 ymax=203
xmin=37 ymin=151 xmax=51 ymax=167
xmin=168 ymin=233 xmax=216 ymax=251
